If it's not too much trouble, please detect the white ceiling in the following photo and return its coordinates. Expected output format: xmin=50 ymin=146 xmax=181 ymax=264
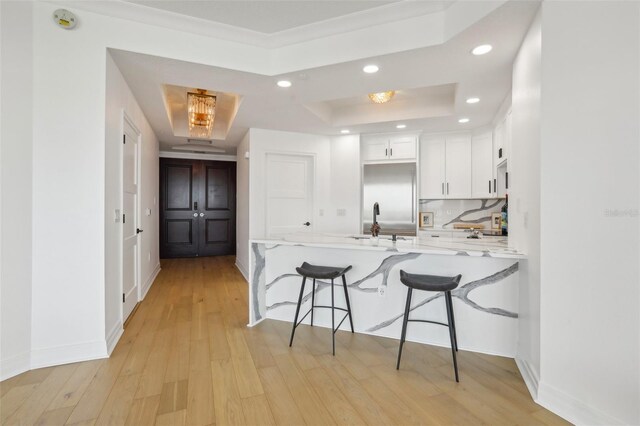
xmin=109 ymin=1 xmax=539 ymax=154
xmin=126 ymin=1 xmax=425 ymax=34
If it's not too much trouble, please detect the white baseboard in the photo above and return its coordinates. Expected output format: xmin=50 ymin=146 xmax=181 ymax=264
xmin=515 ymin=357 xmax=539 ymax=399
xmin=537 ymin=380 xmax=626 ymax=425
xmin=141 ymin=263 xmax=161 ymax=300
xmin=235 ymin=260 xmax=249 ymax=283
xmin=30 ymin=340 xmax=108 ymax=370
xmin=106 ymin=321 xmax=124 ymax=355
xmin=0 ymin=351 xmax=31 ymax=381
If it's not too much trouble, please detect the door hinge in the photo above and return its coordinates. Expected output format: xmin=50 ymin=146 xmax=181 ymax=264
xmin=123 ymin=213 xmax=126 ymax=224
xmin=123 ymin=135 xmax=126 ymax=144
xmin=122 ymin=293 xmax=125 ymax=303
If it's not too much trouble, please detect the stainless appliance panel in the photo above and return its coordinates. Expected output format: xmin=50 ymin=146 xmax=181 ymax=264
xmin=362 ymin=163 xmax=417 ymax=236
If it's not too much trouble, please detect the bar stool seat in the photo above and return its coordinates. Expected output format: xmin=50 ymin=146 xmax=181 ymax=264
xmin=296 ymin=262 xmax=352 ymax=279
xmin=396 ymin=270 xmax=462 ymax=382
xmin=289 ymin=262 xmax=354 ymax=355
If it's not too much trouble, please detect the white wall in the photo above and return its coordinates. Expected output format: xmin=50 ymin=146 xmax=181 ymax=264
xmin=104 ymin=52 xmax=160 ymax=352
xmin=0 ymin=1 xmax=34 ymax=380
xmin=248 ymin=128 xmax=332 ymax=239
xmin=329 ymin=135 xmax=361 ymax=235
xmin=236 ymin=131 xmax=251 ymax=280
xmin=538 ymin=2 xmax=639 ymax=424
xmin=510 ymin=8 xmax=541 ymax=396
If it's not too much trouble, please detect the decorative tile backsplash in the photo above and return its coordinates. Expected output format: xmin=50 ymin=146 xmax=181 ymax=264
xmin=418 ymin=199 xmax=505 ymax=229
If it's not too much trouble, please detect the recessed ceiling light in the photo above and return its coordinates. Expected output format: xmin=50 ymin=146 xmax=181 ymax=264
xmin=341 ymin=129 xmax=350 ymax=134
xmin=458 ymin=118 xmax=470 ymax=123
xmin=363 ymin=64 xmax=379 ymax=74
xmin=277 ymin=80 xmax=292 ymax=88
xmin=472 ymin=44 xmax=492 ymax=55
xmin=396 ymin=124 xmax=406 ymax=129
xmin=466 ymin=97 xmax=480 ymax=104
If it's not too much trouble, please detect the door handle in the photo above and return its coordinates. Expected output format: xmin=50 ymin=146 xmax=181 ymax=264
xmin=199 ymin=213 xmax=205 ymax=217
xmin=193 ymin=213 xmax=198 ymax=217
xmin=303 ymin=222 xmax=311 ymax=226
xmin=136 ymin=228 xmax=144 ymax=234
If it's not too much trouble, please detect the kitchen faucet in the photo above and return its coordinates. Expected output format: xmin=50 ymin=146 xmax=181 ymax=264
xmin=371 ymin=202 xmax=381 ymax=237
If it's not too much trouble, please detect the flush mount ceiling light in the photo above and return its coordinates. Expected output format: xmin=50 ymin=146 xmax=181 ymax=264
xmin=472 ymin=44 xmax=493 ymax=55
xmin=368 ymin=90 xmax=395 ymax=104
xmin=466 ymin=97 xmax=480 ymax=104
xmin=458 ymin=118 xmax=470 ymax=123
xmin=341 ymin=129 xmax=350 ymax=134
xmin=396 ymin=124 xmax=406 ymax=129
xmin=363 ymin=64 xmax=379 ymax=74
xmin=277 ymin=80 xmax=292 ymax=88
xmin=187 ymin=89 xmax=216 ymax=138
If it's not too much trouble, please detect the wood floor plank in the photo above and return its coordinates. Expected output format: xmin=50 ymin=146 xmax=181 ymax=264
xmin=257 ymin=366 xmax=306 ymax=426
xmin=211 ymin=358 xmax=247 ymax=425
xmin=1 ymin=256 xmax=564 ymax=426
xmin=124 ymin=394 xmax=160 ymax=426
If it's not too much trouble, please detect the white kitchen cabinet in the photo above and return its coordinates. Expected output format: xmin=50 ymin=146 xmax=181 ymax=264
xmin=471 ymin=132 xmax=494 ymax=198
xmin=444 ymin=134 xmax=472 ymax=198
xmin=419 ymin=136 xmax=446 ymax=198
xmin=419 ymin=133 xmax=471 ymax=199
xmin=361 ymin=135 xmax=416 ymax=162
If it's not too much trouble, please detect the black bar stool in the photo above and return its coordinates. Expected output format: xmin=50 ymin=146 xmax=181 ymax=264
xmin=289 ymin=262 xmax=354 ymax=355
xmin=396 ymin=270 xmax=462 ymax=382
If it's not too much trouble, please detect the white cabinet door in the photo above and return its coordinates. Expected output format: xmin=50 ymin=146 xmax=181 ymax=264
xmin=419 ymin=136 xmax=446 ymax=198
xmin=389 ymin=136 xmax=416 ymax=160
xmin=471 ymin=132 xmax=494 ymax=198
xmin=494 ymin=118 xmax=506 ymax=164
xmin=445 ymin=134 xmax=472 ymax=198
xmin=361 ymin=137 xmax=389 ymax=161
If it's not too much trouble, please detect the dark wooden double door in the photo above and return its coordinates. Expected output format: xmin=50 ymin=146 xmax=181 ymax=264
xmin=160 ymin=158 xmax=236 ymax=258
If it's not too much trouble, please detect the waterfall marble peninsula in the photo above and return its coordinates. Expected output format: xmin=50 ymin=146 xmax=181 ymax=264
xmin=249 ymin=233 xmax=525 ymax=357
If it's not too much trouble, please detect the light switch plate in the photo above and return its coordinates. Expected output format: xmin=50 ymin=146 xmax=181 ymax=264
xmin=114 ymin=209 xmax=121 ymax=223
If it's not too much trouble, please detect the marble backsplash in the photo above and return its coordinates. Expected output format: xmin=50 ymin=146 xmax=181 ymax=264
xmin=419 ymin=198 xmax=505 ymax=229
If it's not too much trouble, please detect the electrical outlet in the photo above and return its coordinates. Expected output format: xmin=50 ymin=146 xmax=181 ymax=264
xmin=378 ymin=286 xmax=386 ymax=297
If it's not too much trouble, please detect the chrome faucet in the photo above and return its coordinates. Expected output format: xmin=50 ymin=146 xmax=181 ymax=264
xmin=373 ymin=202 xmax=380 ymax=225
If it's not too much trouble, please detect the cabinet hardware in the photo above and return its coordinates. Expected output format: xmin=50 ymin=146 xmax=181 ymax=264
xmin=303 ymin=222 xmax=311 ymax=226
xmin=122 ymin=293 xmax=125 ymax=303
xmin=136 ymin=228 xmax=144 ymax=234
xmin=194 ymin=201 xmax=198 ymax=210
xmin=390 ymin=148 xmax=393 ymax=156
xmin=123 ymin=135 xmax=126 ymax=144
xmin=498 ymin=148 xmax=503 ymax=158
xmin=442 ymin=183 xmax=444 ymax=195
xmin=385 ymin=148 xmax=388 ymax=157
xmin=506 ymin=172 xmax=509 ymax=189
xmin=447 ymin=182 xmax=449 ymax=194
xmin=199 ymin=213 xmax=205 ymax=217
xmin=489 ymin=180 xmax=491 ymax=193
xmin=493 ymin=178 xmax=497 ymax=193
xmin=123 ymin=213 xmax=125 ymax=224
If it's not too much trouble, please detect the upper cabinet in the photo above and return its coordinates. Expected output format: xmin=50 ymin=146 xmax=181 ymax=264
xmin=471 ymin=132 xmax=494 ymax=198
xmin=494 ymin=109 xmax=512 ymax=165
xmin=361 ymin=134 xmax=417 ymax=162
xmin=419 ymin=133 xmax=471 ymax=199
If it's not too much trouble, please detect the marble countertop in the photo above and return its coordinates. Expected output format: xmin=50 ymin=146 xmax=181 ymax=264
xmin=251 ymin=233 xmax=525 ymax=259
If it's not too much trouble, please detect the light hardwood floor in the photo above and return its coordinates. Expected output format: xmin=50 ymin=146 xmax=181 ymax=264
xmin=1 ymin=256 xmax=568 ymax=425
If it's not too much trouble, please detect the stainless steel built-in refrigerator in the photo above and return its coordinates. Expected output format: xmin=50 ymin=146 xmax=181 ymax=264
xmin=362 ymin=163 xmax=417 ymax=236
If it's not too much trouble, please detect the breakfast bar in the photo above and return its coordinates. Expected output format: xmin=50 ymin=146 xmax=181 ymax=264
xmin=249 ymin=233 xmax=525 ymax=357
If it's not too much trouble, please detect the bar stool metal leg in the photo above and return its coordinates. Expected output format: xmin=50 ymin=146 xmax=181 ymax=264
xmin=331 ymin=278 xmax=335 ymax=355
xmin=341 ymin=275 xmax=354 ymax=333
xmin=289 ymin=277 xmax=307 ymax=347
xmin=310 ymin=279 xmax=316 ymax=326
xmin=444 ymin=292 xmax=459 ymax=382
xmin=396 ymin=288 xmax=413 ymax=370
xmin=446 ymin=291 xmax=458 ymax=351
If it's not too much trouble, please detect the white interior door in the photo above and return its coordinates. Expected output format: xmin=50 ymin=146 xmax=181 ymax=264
xmin=122 ymin=120 xmax=139 ymax=322
xmin=266 ymin=153 xmax=314 ymax=237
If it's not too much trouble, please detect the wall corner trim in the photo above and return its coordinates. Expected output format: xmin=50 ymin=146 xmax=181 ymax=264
xmin=537 ymin=380 xmax=627 ymax=425
xmin=235 ymin=260 xmax=249 ymax=283
xmin=0 ymin=352 xmax=31 ymax=381
xmin=30 ymin=340 xmax=108 ymax=370
xmin=515 ymin=357 xmax=539 ymax=400
xmin=106 ymin=321 xmax=124 ymax=355
xmin=141 ymin=263 xmax=161 ymax=300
